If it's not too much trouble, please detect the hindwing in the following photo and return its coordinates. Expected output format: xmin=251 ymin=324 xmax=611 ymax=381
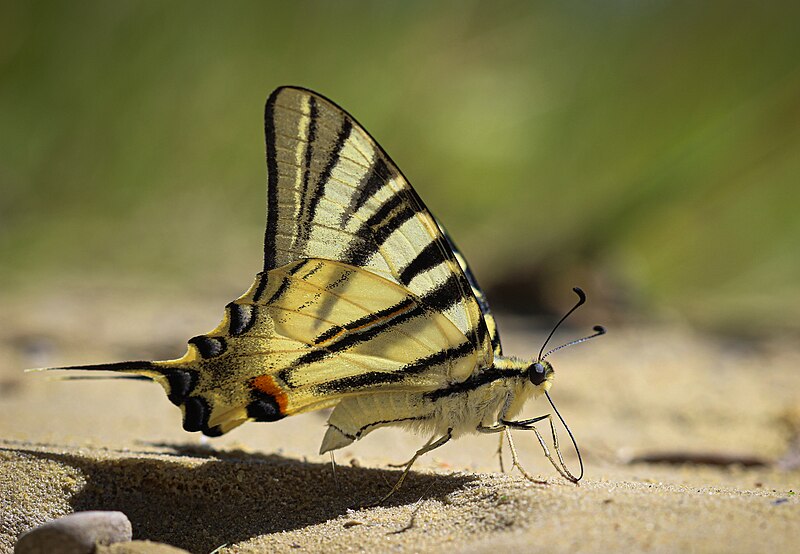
xmin=151 ymin=259 xmax=480 ymax=435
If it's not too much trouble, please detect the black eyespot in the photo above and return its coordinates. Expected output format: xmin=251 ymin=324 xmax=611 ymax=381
xmin=529 ymin=362 xmax=547 ymax=386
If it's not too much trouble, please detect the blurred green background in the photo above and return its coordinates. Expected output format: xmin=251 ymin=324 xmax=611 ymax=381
xmin=2 ymin=1 xmax=799 ymax=335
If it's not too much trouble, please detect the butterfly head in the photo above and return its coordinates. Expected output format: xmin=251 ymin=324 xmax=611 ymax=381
xmin=527 ymin=360 xmax=554 ymax=387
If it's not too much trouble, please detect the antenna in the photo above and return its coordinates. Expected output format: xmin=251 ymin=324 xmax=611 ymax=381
xmin=537 ymin=287 xmax=587 ymax=361
xmin=530 ymin=287 xmax=605 ymax=484
xmin=542 ymin=325 xmax=606 ymax=360
xmin=545 ymin=390 xmax=584 ymax=482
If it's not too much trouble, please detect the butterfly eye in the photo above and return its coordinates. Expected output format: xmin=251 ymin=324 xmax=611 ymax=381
xmin=529 ymin=362 xmax=547 ymax=386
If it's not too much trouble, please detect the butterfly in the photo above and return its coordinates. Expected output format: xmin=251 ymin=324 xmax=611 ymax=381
xmin=43 ymin=86 xmax=604 ymax=501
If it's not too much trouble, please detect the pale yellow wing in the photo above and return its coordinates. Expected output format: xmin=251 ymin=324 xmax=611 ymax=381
xmin=146 ymin=259 xmax=480 ymax=435
xmin=45 ymin=87 xmax=499 ymax=440
xmin=262 ymin=87 xmax=493 ymax=366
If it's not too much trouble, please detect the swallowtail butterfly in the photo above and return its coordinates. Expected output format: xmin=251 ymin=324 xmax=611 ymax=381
xmin=42 ymin=87 xmax=604 ymax=500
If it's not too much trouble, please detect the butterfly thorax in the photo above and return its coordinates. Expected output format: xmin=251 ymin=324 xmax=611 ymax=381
xmin=429 ymin=356 xmax=553 ymax=425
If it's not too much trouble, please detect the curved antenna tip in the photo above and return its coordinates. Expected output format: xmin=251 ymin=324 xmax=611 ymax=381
xmin=593 ymin=325 xmax=606 ymax=334
xmin=537 ymin=286 xmax=591 ymax=361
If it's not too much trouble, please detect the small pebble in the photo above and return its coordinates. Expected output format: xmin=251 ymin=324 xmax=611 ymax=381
xmin=343 ymin=520 xmax=364 ymax=528
xmin=15 ymin=511 xmax=132 ymax=554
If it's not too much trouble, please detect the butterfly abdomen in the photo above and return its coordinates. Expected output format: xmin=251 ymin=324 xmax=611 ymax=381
xmin=320 ymin=392 xmax=438 ymax=453
xmin=318 ymin=365 xmax=534 ymax=454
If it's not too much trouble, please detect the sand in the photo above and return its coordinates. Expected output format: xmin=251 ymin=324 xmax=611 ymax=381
xmin=1 ymin=288 xmax=799 ymax=553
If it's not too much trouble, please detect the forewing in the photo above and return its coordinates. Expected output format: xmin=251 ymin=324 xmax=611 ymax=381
xmin=262 ymin=86 xmax=493 ymax=367
xmin=437 ymin=221 xmax=503 ymax=356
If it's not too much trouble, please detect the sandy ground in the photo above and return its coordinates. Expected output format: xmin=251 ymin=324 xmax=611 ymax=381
xmin=1 ymin=285 xmax=799 ymax=553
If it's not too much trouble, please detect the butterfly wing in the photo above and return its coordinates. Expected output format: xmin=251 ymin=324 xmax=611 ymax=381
xmin=437 ymin=222 xmax=503 ymax=357
xmin=156 ymin=258 xmax=483 ymax=435
xmin=261 ymin=86 xmax=493 ymax=364
xmin=45 ymin=87 xmax=499 ymax=438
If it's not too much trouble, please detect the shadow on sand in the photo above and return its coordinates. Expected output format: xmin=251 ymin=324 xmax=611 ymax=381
xmin=4 ymin=442 xmax=479 ymax=552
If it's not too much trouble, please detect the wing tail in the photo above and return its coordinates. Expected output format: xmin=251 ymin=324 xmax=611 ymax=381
xmin=31 ymin=359 xmax=210 ymax=432
xmin=32 ymin=360 xmax=161 ymax=376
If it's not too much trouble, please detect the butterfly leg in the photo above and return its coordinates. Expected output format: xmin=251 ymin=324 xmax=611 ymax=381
xmin=495 ymin=392 xmax=513 ymax=472
xmin=502 ymin=416 xmax=580 ymax=484
xmin=475 ymin=423 xmax=507 ymax=470
xmin=503 ymin=427 xmax=547 ymax=483
xmin=329 ymin=451 xmax=339 ymax=490
xmin=386 ymin=435 xmax=435 ymax=468
xmin=477 ymin=423 xmax=544 ymax=482
xmin=372 ymin=428 xmax=453 ymax=506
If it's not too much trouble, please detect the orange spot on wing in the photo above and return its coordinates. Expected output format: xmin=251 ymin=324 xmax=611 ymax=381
xmin=252 ymin=375 xmax=289 ymax=414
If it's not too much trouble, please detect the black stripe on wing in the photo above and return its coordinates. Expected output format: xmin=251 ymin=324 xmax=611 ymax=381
xmin=279 ymin=300 xmax=426 ymax=381
xmin=314 ymin=340 xmax=476 ymax=394
xmin=294 ymin=96 xmax=320 ymax=248
xmin=344 ymin=191 xmax=420 ymax=267
xmin=295 ymin=116 xmax=353 ymax=255
xmin=277 ymin=272 xmax=475 ymax=387
xmin=263 ymin=90 xmax=281 ymax=272
xmin=398 ymin=241 xmax=444 ymax=286
xmin=311 ymin=296 xmax=417 ymax=345
xmin=345 ymin=156 xmax=393 ymax=224
xmin=438 ymin=224 xmax=503 ymax=356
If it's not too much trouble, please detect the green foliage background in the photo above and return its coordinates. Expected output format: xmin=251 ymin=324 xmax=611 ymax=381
xmin=2 ymin=1 xmax=799 ymax=333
